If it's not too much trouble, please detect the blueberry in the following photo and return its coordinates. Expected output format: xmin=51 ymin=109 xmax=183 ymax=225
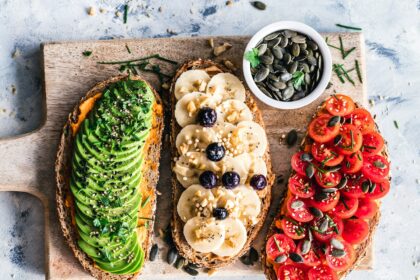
xmin=197 ymin=107 xmax=217 ymax=127
xmin=199 ymin=171 xmax=217 ymax=189
xmin=213 ymin=207 xmax=228 ymax=220
xmin=222 ymin=172 xmax=240 ymax=189
xmin=250 ymin=174 xmax=267 ymax=190
xmin=206 ymin=143 xmax=225 ymax=162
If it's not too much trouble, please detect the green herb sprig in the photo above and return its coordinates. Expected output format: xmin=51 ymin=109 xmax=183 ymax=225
xmin=336 ymin=24 xmax=362 ymax=31
xmin=292 ymin=71 xmax=305 ymax=90
xmin=244 ymin=48 xmax=260 ymax=68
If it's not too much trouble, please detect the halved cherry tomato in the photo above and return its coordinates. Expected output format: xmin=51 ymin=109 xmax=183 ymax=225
xmin=336 ymin=124 xmax=363 ymax=155
xmin=341 ymin=174 xmax=365 ymax=199
xmin=315 ymin=170 xmax=342 ymax=188
xmin=355 ymin=198 xmax=378 ymax=219
xmin=266 ymin=234 xmax=296 ymax=262
xmin=277 ymin=264 xmax=306 ymax=280
xmin=362 ymin=154 xmax=390 ymax=183
xmin=364 ymin=180 xmax=390 ymax=200
xmin=311 ymin=215 xmax=343 ymax=242
xmin=308 ymin=114 xmax=340 ymax=143
xmin=362 ymin=131 xmax=384 ymax=155
xmin=346 ymin=108 xmax=374 ymax=134
xmin=281 ymin=216 xmax=307 ymax=240
xmin=309 ymin=191 xmax=340 ymax=212
xmin=287 ymin=196 xmax=314 ymax=223
xmin=291 ymin=152 xmax=310 ymax=177
xmin=325 ymin=239 xmax=355 ymax=271
xmin=325 ymin=94 xmax=355 ymax=116
xmin=311 ymin=142 xmax=344 ymax=167
xmin=296 ymin=240 xmax=322 ymax=267
xmin=342 ymin=218 xmax=369 ymax=245
xmin=341 ymin=151 xmax=363 ymax=173
xmin=288 ymin=174 xmax=315 ymax=198
xmin=329 ymin=196 xmax=359 ymax=219
xmin=308 ymin=265 xmax=338 ymax=280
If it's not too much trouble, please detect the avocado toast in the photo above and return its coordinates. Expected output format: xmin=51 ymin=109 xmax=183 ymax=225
xmin=56 ymin=75 xmax=164 ymax=279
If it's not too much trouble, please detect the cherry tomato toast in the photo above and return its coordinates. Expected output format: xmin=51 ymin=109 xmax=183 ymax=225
xmin=263 ymin=95 xmax=390 ymax=280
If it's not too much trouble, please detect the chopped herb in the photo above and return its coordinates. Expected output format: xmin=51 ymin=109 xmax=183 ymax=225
xmin=321 ymin=155 xmax=333 ymax=166
xmin=273 ymin=236 xmax=283 ymax=253
xmin=363 ymin=144 xmax=376 ymax=150
xmin=141 ymin=196 xmax=150 ymax=208
xmin=336 ymin=24 xmax=362 ymax=31
xmin=82 ymin=50 xmax=92 ymax=57
xmin=343 ymin=47 xmax=356 ymax=59
xmin=357 ymin=152 xmax=362 ymax=161
xmin=125 ymin=44 xmax=131 ymax=54
xmin=350 ymin=130 xmax=354 ymax=150
xmin=244 ymin=48 xmax=260 ymax=68
xmin=138 ymin=216 xmax=154 ymax=221
xmin=339 ymin=36 xmax=345 ymax=59
xmin=341 ymin=197 xmax=350 ymax=210
xmin=338 ymin=64 xmax=355 ymax=85
xmin=327 ymin=43 xmax=342 ymax=51
xmin=292 ymin=71 xmax=305 ymax=90
xmin=100 ymin=248 xmax=112 ymax=262
xmin=332 ymin=64 xmax=345 ymax=83
xmin=123 ymin=4 xmax=128 ymax=24
xmin=355 ymin=60 xmax=363 ymax=83
xmin=393 ymin=120 xmax=399 ymax=129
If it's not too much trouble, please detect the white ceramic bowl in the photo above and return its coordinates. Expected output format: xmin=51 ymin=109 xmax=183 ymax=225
xmin=243 ymin=21 xmax=332 ymax=110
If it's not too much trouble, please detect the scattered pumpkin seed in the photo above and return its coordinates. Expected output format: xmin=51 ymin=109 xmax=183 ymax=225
xmin=249 ymin=247 xmax=259 ymax=263
xmin=300 ymin=153 xmax=313 ymax=162
xmin=167 ymin=247 xmax=178 ymax=265
xmin=331 ymin=238 xmax=344 ymax=250
xmin=183 ymin=265 xmax=199 ymax=276
xmin=305 ymin=164 xmax=315 ymax=178
xmin=301 ymin=240 xmax=311 ymax=255
xmin=309 ymin=207 xmax=324 ymax=218
xmin=286 ymin=129 xmax=298 ymax=146
xmin=251 ymin=1 xmax=266 ymax=10
xmin=334 ymin=134 xmax=343 ymax=146
xmin=315 ymin=192 xmax=328 ymax=201
xmin=239 ymin=254 xmax=253 ymax=265
xmin=362 ymin=180 xmax=370 ymax=193
xmin=369 ymin=182 xmax=377 ymax=193
xmin=336 ymin=177 xmax=348 ymax=190
xmin=291 ymin=200 xmax=304 ymax=210
xmin=275 ymin=255 xmax=287 ymax=263
xmin=321 ymin=187 xmax=337 ymax=193
xmin=149 ymin=244 xmax=158 ymax=261
xmin=328 ymin=116 xmax=341 ymax=127
xmin=319 ymin=218 xmax=329 ymax=232
xmin=331 ymin=248 xmax=346 ymax=258
xmin=289 ymin=252 xmax=304 ymax=263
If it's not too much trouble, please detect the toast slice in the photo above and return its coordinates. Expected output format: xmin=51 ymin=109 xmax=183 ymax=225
xmin=170 ymin=59 xmax=275 ymax=268
xmin=261 ymin=96 xmax=389 ymax=279
xmin=56 ymin=75 xmax=164 ymax=279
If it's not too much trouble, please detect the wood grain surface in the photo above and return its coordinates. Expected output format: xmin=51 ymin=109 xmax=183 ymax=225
xmin=0 ymin=33 xmax=371 ymax=279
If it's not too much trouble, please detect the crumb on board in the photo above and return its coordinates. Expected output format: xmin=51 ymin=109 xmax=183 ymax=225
xmin=87 ymin=7 xmax=95 ymax=16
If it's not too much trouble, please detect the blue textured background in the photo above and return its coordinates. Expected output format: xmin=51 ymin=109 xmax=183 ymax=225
xmin=0 ymin=0 xmax=419 ymax=279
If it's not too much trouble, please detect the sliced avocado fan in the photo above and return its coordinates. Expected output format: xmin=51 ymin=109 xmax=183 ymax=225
xmin=70 ymin=79 xmax=154 ymax=274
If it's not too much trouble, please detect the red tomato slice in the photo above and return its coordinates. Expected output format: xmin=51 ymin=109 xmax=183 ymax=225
xmin=362 ymin=154 xmax=390 ymax=183
xmin=311 ymin=215 xmax=343 ymax=242
xmin=308 ymin=114 xmax=340 ymax=143
xmin=291 ymin=152 xmax=310 ymax=177
xmin=341 ymin=151 xmax=363 ymax=174
xmin=346 ymin=108 xmax=374 ymax=134
xmin=341 ymin=174 xmax=365 ymax=199
xmin=296 ymin=240 xmax=322 ymax=267
xmin=277 ymin=264 xmax=306 ymax=280
xmin=288 ymin=174 xmax=315 ymax=198
xmin=266 ymin=234 xmax=296 ymax=262
xmin=329 ymin=196 xmax=359 ymax=219
xmin=309 ymin=191 xmax=340 ymax=212
xmin=326 ymin=239 xmax=355 ymax=271
xmin=315 ymin=170 xmax=342 ymax=188
xmin=336 ymin=124 xmax=363 ymax=155
xmin=355 ymin=198 xmax=378 ymax=219
xmin=308 ymin=265 xmax=338 ymax=280
xmin=364 ymin=180 xmax=390 ymax=200
xmin=311 ymin=142 xmax=344 ymax=167
xmin=325 ymin=94 xmax=355 ymax=116
xmin=342 ymin=218 xmax=369 ymax=245
xmin=362 ymin=131 xmax=384 ymax=155
xmin=281 ymin=216 xmax=307 ymax=240
xmin=287 ymin=196 xmax=314 ymax=223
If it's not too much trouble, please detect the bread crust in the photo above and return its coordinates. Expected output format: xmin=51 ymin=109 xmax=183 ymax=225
xmin=55 ymin=75 xmax=164 ymax=280
xmin=261 ymin=100 xmax=389 ymax=280
xmin=170 ymin=59 xmax=275 ymax=268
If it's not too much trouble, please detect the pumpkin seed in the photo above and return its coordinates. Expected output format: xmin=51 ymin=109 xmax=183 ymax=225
xmin=272 ymin=46 xmax=283 ymax=59
xmin=333 ymin=134 xmax=343 ymax=146
xmin=175 ymin=256 xmax=185 ymax=269
xmin=249 ymin=247 xmax=259 ymax=263
xmin=300 ymin=153 xmax=313 ymax=162
xmin=289 ymin=252 xmax=304 ymax=263
xmin=301 ymin=63 xmax=310 ymax=73
xmin=369 ymin=182 xmax=377 ymax=193
xmin=305 ymin=164 xmax=315 ymax=178
xmin=273 ymin=63 xmax=286 ymax=72
xmin=279 ymin=36 xmax=288 ymax=47
xmin=309 ymin=207 xmax=323 ymax=218
xmin=322 ymin=187 xmax=337 ymax=193
xmin=272 ymin=81 xmax=287 ymax=90
xmin=319 ymin=218 xmax=329 ymax=232
xmin=307 ymin=55 xmax=317 ymax=66
xmin=264 ymin=31 xmax=279 ymax=41
xmin=336 ymin=176 xmax=348 ymax=190
xmin=275 ymin=255 xmax=287 ymax=263
xmin=308 ymin=229 xmax=313 ymax=241
xmin=240 ymin=255 xmax=253 ymax=265
xmin=307 ymin=40 xmax=318 ymax=50
xmin=292 ymin=35 xmax=306 ymax=44
xmin=291 ymin=200 xmax=304 ymax=210
xmin=280 ymin=72 xmax=292 ymax=82
xmin=292 ymin=91 xmax=306 ymax=101
xmin=289 ymin=61 xmax=298 ymax=74
xmin=299 ymin=43 xmax=307 ymax=50
xmin=254 ymin=67 xmax=269 ymax=82
xmin=328 ymin=165 xmax=341 ymax=172
xmin=282 ymin=86 xmax=295 ymax=100
xmin=362 ymin=180 xmax=370 ymax=193
xmin=268 ymin=73 xmax=279 ymax=82
xmin=283 ymin=53 xmax=292 ymax=64
xmin=260 ymin=54 xmax=274 ymax=65
xmin=149 ymin=244 xmax=158 ymax=261
xmin=328 ymin=116 xmax=341 ymax=127
xmin=251 ymin=1 xmax=266 ymax=10
xmin=167 ymin=247 xmax=178 ymax=265
xmin=257 ymin=43 xmax=268 ymax=56
xmin=286 ymin=129 xmax=298 ymax=146
xmin=301 ymin=240 xmax=311 ymax=255
xmin=292 ymin=43 xmax=300 ymax=57
xmin=283 ymin=30 xmax=297 ymax=38
xmin=183 ymin=266 xmax=199 ymax=276
xmin=267 ymin=82 xmax=280 ymax=92
xmin=315 ymin=192 xmax=328 ymax=201
xmin=331 ymin=248 xmax=346 ymax=258
xmin=268 ymin=37 xmax=281 ymax=48
xmin=304 ymin=73 xmax=311 ymax=85
xmin=331 ymin=238 xmax=344 ymax=250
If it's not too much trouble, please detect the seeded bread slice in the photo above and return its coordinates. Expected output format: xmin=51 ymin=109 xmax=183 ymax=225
xmin=261 ymin=99 xmax=389 ymax=280
xmin=170 ymin=59 xmax=275 ymax=268
xmin=55 ymin=75 xmax=164 ymax=280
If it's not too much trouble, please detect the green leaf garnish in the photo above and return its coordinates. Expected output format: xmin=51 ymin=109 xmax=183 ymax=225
xmin=292 ymin=71 xmax=305 ymax=90
xmin=244 ymin=48 xmax=260 ymax=68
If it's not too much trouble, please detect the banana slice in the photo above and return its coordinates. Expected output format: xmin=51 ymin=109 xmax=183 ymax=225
xmin=177 ymin=185 xmax=215 ymax=222
xmin=216 ymin=100 xmax=253 ymax=125
xmin=206 ymin=73 xmax=246 ymax=102
xmin=229 ymin=121 xmax=268 ymax=156
xmin=233 ymin=186 xmax=261 ymax=226
xmin=212 ymin=187 xmax=237 ymax=213
xmin=175 ymin=92 xmax=218 ymax=127
xmin=212 ymin=218 xmax=247 ymax=257
xmin=176 ymin=125 xmax=218 ymax=155
xmin=173 ymin=152 xmax=221 ymax=188
xmin=175 ymin=70 xmax=211 ymax=100
xmin=183 ymin=217 xmax=225 ymax=253
xmin=223 ymin=154 xmax=267 ymax=184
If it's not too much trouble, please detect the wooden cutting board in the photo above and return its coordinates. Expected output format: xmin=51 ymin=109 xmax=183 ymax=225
xmin=0 ymin=33 xmax=371 ymax=279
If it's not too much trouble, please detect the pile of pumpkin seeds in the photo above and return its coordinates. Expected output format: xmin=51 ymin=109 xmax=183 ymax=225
xmin=250 ymin=29 xmax=323 ymax=101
